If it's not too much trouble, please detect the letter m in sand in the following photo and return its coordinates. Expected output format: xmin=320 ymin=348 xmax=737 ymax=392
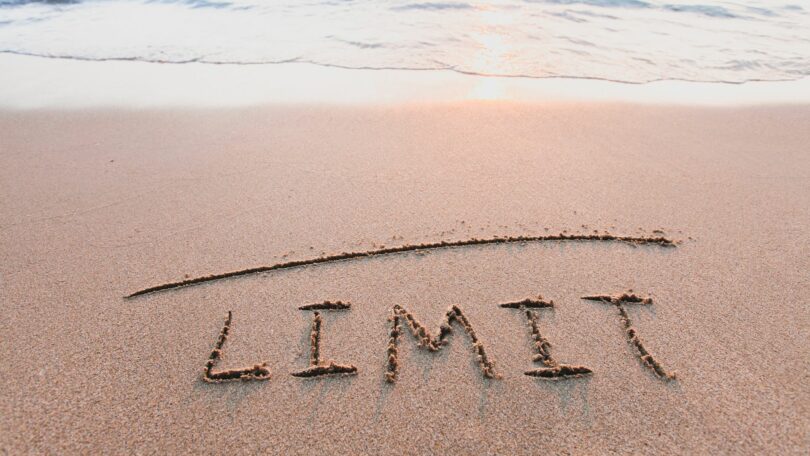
xmin=385 ymin=304 xmax=501 ymax=383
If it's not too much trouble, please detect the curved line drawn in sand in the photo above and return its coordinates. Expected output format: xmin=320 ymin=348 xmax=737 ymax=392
xmin=385 ymin=304 xmax=501 ymax=383
xmin=582 ymin=292 xmax=677 ymax=381
xmin=291 ymin=301 xmax=358 ymax=378
xmin=203 ymin=311 xmax=272 ymax=383
xmin=124 ymin=234 xmax=676 ymax=299
xmin=500 ymin=296 xmax=593 ymax=379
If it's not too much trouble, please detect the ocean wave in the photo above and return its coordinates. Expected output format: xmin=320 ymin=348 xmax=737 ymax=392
xmin=0 ymin=0 xmax=808 ymax=84
xmin=392 ymin=2 xmax=475 ymax=11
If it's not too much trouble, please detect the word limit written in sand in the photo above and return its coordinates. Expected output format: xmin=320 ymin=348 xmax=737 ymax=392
xmin=202 ymin=294 xmax=676 ymax=385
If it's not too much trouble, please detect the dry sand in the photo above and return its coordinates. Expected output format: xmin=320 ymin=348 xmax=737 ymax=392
xmin=1 ymin=103 xmax=808 ymax=454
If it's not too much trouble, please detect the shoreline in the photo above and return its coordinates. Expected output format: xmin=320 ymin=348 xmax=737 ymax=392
xmin=2 ymin=53 xmax=810 ymax=109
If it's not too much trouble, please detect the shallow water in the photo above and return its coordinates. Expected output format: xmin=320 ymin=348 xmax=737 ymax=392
xmin=1 ymin=0 xmax=808 ymax=83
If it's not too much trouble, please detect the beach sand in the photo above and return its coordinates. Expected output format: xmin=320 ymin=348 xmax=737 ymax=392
xmin=1 ymin=103 xmax=808 ymax=454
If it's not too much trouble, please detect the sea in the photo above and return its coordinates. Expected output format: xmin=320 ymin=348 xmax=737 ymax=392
xmin=1 ymin=0 xmax=809 ymax=84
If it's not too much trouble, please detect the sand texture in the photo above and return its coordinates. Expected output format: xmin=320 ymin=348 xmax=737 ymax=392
xmin=1 ymin=103 xmax=808 ymax=454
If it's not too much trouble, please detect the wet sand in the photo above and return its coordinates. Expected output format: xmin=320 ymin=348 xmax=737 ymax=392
xmin=1 ymin=103 xmax=808 ymax=454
